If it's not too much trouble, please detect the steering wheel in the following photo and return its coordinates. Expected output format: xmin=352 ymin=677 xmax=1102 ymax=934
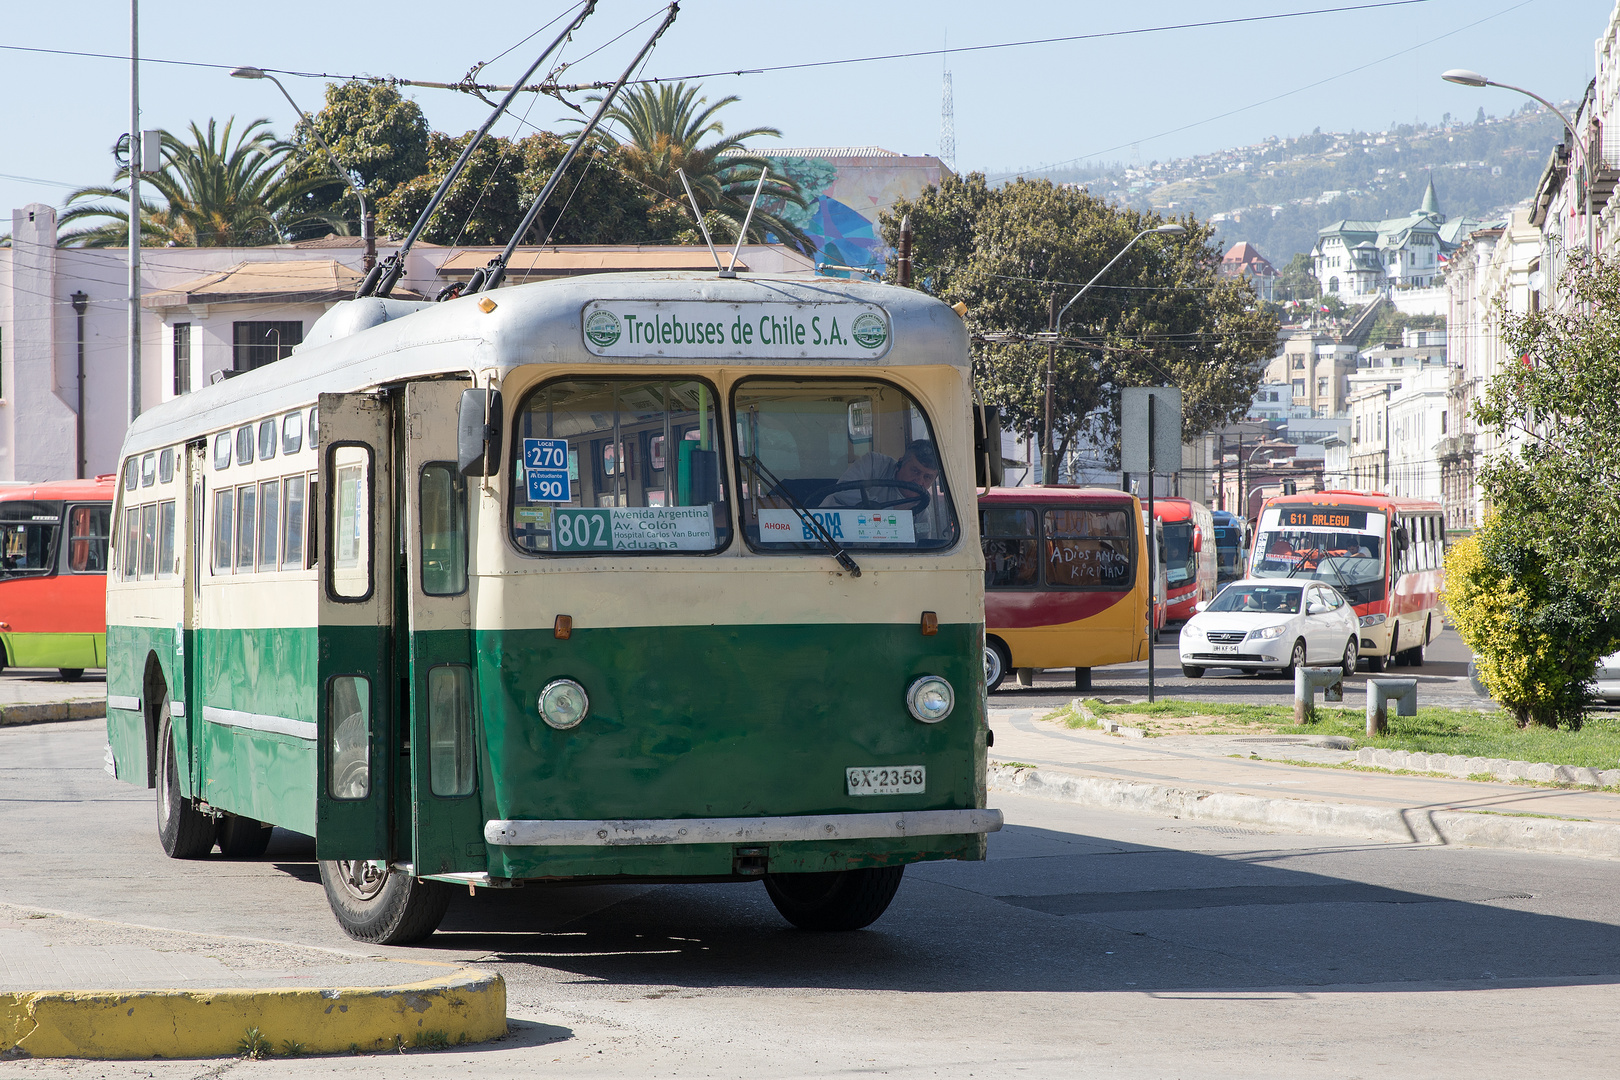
xmin=812 ymin=479 xmax=931 ymax=513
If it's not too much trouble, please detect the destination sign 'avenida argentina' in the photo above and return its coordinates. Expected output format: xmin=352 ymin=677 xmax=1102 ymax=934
xmin=581 ymin=300 xmax=890 ymax=360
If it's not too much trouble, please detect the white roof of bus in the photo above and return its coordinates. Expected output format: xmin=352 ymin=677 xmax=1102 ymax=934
xmin=119 ymin=272 xmax=969 ymax=459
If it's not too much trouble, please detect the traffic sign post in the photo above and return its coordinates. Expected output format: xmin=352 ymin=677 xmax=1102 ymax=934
xmin=1121 ymin=388 xmax=1182 ymax=703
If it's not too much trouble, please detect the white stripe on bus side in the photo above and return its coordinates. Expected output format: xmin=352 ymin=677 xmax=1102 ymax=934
xmin=201 ymin=706 xmax=316 ymax=741
xmin=107 ymin=695 xmax=141 ymax=713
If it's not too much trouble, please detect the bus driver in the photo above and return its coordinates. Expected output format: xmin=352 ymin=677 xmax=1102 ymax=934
xmin=822 ymin=440 xmax=943 ymax=538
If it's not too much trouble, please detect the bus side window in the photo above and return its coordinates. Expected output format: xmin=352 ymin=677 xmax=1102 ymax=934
xmin=138 ymin=504 xmax=158 ymax=579
xmin=68 ymin=505 xmax=110 ymax=574
xmin=157 ymin=501 xmax=176 ymax=578
xmin=307 ymin=476 xmax=318 ymax=569
xmin=282 ymin=474 xmax=307 ymax=571
xmin=980 ymin=508 xmax=1037 ymax=588
xmin=121 ymin=506 xmax=140 ymax=581
xmin=212 ymin=489 xmax=234 ymax=574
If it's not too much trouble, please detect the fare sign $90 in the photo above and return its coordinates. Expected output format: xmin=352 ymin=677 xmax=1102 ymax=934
xmin=846 ymin=765 xmax=925 ymax=796
xmin=524 ymin=438 xmax=571 ymax=502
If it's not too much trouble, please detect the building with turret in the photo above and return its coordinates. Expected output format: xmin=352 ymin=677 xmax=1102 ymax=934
xmin=1310 ymin=177 xmax=1477 ymax=301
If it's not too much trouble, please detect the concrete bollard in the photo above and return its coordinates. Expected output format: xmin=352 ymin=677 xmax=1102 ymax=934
xmin=1294 ymin=666 xmax=1345 ymax=723
xmin=1366 ymin=677 xmax=1418 ymax=735
xmin=1015 ymin=668 xmax=1035 ymax=688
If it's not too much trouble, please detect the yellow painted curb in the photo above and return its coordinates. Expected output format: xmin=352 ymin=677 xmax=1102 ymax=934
xmin=0 ymin=966 xmax=506 ymax=1060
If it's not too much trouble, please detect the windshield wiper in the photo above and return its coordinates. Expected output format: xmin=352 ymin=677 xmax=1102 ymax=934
xmin=739 ymin=455 xmax=861 ymax=577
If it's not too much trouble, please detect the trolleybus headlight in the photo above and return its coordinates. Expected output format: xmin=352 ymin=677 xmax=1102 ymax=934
xmin=907 ymin=676 xmax=955 ymax=723
xmin=1359 ymin=613 xmax=1387 ymax=627
xmin=538 ymin=679 xmax=589 ymax=730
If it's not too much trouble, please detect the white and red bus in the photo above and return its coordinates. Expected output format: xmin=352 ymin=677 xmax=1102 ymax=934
xmin=1248 ymin=490 xmax=1443 ymax=670
xmin=1154 ymin=497 xmax=1216 ymax=624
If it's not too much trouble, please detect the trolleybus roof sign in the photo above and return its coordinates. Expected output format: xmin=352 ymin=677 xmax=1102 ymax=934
xmin=581 ymin=300 xmax=890 ymax=361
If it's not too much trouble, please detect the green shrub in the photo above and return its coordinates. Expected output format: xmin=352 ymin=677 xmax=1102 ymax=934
xmin=1444 ymin=517 xmax=1618 ymax=729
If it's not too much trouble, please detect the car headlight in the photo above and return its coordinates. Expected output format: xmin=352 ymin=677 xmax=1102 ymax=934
xmin=1247 ymin=625 xmax=1287 ymax=641
xmin=906 ymin=676 xmax=954 ymax=723
xmin=1359 ymin=613 xmax=1387 ymax=627
xmin=538 ymin=678 xmax=589 ymax=730
xmin=1181 ymin=626 xmax=1202 ymax=641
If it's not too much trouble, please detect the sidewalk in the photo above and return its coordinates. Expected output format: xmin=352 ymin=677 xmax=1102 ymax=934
xmin=0 ymin=671 xmax=105 ymax=726
xmin=987 ymin=702 xmax=1620 ymax=859
xmin=0 ymin=904 xmax=505 ymax=1059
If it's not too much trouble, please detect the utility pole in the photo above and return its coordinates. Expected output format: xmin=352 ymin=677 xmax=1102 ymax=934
xmin=1043 ymin=292 xmax=1057 ymax=484
xmin=1146 ymin=393 xmax=1157 ymax=703
xmin=128 ymin=0 xmax=142 ymax=423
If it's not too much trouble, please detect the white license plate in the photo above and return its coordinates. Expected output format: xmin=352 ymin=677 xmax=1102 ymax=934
xmin=847 ymin=766 xmax=925 ymax=796
xmin=1211 ymin=644 xmax=1239 ymax=654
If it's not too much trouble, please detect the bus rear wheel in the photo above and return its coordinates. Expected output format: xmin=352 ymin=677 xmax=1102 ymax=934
xmin=217 ymin=814 xmax=274 ymax=858
xmin=57 ymin=668 xmax=84 ymax=682
xmin=318 ymin=860 xmax=451 ymax=945
xmin=763 ymin=865 xmax=905 ymax=931
xmin=156 ymin=706 xmax=215 ymax=860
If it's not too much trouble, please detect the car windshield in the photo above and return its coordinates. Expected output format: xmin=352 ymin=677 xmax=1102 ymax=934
xmin=1206 ymin=583 xmax=1302 ymax=615
xmin=1251 ymin=528 xmax=1385 ymax=604
xmin=733 ymin=379 xmax=958 ymax=552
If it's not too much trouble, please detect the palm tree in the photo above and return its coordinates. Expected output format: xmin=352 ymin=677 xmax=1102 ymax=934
xmin=592 ymin=82 xmax=815 ymax=254
xmin=59 ymin=119 xmax=334 ymax=247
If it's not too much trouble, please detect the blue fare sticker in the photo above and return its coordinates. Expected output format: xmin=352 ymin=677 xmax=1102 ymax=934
xmin=524 ymin=438 xmax=572 ymax=503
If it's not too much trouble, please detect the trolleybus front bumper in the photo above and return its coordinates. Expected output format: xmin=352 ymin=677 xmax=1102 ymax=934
xmin=485 ymin=808 xmax=1004 ymax=848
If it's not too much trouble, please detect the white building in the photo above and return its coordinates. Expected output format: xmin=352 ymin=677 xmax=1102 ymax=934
xmin=0 ymin=203 xmax=810 ymax=481
xmin=1385 ymin=365 xmax=1451 ymax=502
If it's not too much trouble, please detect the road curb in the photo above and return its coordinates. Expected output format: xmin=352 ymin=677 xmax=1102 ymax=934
xmin=0 ymin=965 xmax=506 ymax=1060
xmin=0 ymin=701 xmax=104 ymax=727
xmin=988 ymin=763 xmax=1620 ymax=861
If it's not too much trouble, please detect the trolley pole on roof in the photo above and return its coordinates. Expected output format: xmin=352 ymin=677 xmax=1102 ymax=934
xmin=128 ymin=0 xmax=142 ymax=423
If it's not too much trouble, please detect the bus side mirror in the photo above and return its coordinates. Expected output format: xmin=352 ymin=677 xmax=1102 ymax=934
xmin=458 ymin=388 xmax=504 ymax=476
xmin=1191 ymin=530 xmax=1203 ymax=554
xmin=1394 ymin=526 xmax=1410 ymax=553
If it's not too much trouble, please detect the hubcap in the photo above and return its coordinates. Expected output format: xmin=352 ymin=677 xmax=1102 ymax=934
xmin=337 ymin=860 xmax=389 ymax=901
xmin=983 ymin=646 xmax=1001 ymax=685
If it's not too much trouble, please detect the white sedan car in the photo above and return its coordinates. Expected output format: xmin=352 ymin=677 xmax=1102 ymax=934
xmin=1596 ymin=650 xmax=1620 ymax=703
xmin=1178 ymin=578 xmax=1361 ymax=679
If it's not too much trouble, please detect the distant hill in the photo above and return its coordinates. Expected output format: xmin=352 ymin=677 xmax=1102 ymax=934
xmin=1006 ymin=105 xmax=1567 ymax=266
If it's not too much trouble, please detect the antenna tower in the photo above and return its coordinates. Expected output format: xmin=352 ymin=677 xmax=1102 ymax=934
xmin=940 ymin=69 xmax=957 ymax=172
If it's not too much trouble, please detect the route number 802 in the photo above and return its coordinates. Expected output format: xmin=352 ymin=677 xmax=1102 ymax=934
xmin=555 ymin=509 xmax=611 ymax=551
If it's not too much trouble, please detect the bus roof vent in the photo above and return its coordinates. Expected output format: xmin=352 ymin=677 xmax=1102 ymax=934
xmin=301 ymin=297 xmax=433 ymax=352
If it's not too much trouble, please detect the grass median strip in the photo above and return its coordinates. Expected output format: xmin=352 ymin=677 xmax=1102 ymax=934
xmin=1047 ymin=698 xmax=1620 ymax=770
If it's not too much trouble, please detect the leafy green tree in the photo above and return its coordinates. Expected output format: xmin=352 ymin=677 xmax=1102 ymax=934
xmin=60 ymin=119 xmax=327 ymax=246
xmin=284 ymin=81 xmax=430 ymax=239
xmin=1275 ymin=251 xmax=1319 ymax=303
xmin=880 ymin=174 xmax=1278 ymax=465
xmin=1445 ymin=519 xmax=1617 ymax=728
xmin=1475 ymin=251 xmax=1620 ymax=614
xmin=376 ymin=129 xmax=677 ymax=247
xmin=592 ymin=81 xmax=814 ymax=253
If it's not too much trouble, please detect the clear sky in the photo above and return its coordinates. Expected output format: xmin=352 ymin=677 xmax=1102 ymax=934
xmin=1 ymin=0 xmax=1612 ymax=222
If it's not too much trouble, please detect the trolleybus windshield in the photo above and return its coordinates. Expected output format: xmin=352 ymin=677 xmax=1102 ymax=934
xmin=732 ymin=379 xmax=959 ymax=552
xmin=0 ymin=501 xmax=61 ymax=577
xmin=510 ymin=377 xmax=732 ymax=555
xmin=1251 ymin=506 xmax=1386 ymax=605
xmin=1163 ymin=521 xmax=1195 ymax=585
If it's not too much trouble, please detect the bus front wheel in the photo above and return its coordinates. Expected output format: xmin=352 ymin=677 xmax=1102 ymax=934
xmin=156 ymin=707 xmax=215 ymax=860
xmin=763 ymin=865 xmax=904 ymax=931
xmin=984 ymin=639 xmax=1010 ymax=693
xmin=318 ymin=860 xmax=451 ymax=945
xmin=57 ymin=668 xmax=84 ymax=682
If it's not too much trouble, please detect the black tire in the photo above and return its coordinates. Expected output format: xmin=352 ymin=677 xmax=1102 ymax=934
xmin=984 ymin=639 xmax=1010 ymax=693
xmin=318 ymin=860 xmax=452 ymax=945
xmin=1342 ymin=637 xmax=1358 ymax=679
xmin=1181 ymin=665 xmax=1205 ymax=679
xmin=1406 ymin=620 xmax=1428 ymax=667
xmin=57 ymin=668 xmax=84 ymax=682
xmin=763 ymin=865 xmax=905 ymax=931
xmin=1280 ymin=639 xmax=1307 ymax=679
xmin=156 ymin=702 xmax=215 ymax=860
xmin=217 ymin=814 xmax=274 ymax=858
xmin=1365 ymin=650 xmax=1386 ymax=673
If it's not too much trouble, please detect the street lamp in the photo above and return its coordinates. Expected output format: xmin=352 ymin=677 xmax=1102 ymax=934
xmin=231 ymin=66 xmax=376 ymax=269
xmin=1441 ymin=68 xmax=1592 ymax=253
xmin=1041 ymin=222 xmax=1185 ymax=484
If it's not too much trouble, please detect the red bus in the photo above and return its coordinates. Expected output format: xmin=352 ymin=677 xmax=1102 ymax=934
xmin=980 ymin=487 xmax=1151 ymax=691
xmin=0 ymin=477 xmax=115 ymax=679
xmin=1249 ymin=490 xmax=1443 ymax=670
xmin=1153 ymin=497 xmax=1216 ymax=624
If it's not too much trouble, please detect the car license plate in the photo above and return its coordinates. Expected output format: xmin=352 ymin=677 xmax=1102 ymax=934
xmin=1212 ymin=644 xmax=1239 ymax=654
xmin=847 ymin=766 xmax=925 ymax=796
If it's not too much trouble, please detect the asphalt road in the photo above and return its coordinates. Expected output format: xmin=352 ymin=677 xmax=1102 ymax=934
xmin=990 ymin=623 xmax=1487 ymax=711
xmin=6 ymin=717 xmax=1620 ymax=1077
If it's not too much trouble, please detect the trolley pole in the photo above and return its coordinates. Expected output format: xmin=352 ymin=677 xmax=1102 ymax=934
xmin=128 ymin=0 xmax=142 ymax=423
xmin=1146 ymin=393 xmax=1156 ymax=703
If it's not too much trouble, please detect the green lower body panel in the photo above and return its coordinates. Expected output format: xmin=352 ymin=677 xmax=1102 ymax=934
xmin=3 ymin=631 xmax=105 ymax=670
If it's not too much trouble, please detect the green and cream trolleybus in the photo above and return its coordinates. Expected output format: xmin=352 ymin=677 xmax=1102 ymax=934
xmin=104 ymin=273 xmax=1001 ymax=944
